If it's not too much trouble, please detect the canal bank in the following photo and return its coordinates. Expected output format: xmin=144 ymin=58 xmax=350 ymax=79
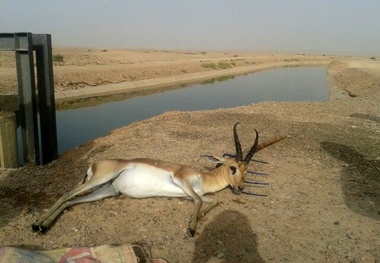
xmin=55 ymin=60 xmax=330 ymax=103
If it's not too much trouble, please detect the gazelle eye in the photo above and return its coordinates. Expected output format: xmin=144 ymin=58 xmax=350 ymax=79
xmin=229 ymin=166 xmax=237 ymax=175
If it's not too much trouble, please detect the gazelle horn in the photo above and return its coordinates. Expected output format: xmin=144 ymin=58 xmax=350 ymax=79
xmin=233 ymin=122 xmax=243 ymax=161
xmin=243 ymin=129 xmax=259 ymax=164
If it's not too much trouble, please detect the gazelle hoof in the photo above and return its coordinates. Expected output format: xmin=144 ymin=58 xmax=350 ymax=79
xmin=186 ymin=228 xmax=196 ymax=237
xmin=31 ymin=224 xmax=48 ymax=233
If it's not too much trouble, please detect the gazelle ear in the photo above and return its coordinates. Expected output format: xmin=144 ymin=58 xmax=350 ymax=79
xmin=201 ymin=155 xmax=225 ymax=164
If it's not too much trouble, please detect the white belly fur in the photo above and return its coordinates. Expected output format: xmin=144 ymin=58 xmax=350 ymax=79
xmin=112 ymin=163 xmax=203 ymax=198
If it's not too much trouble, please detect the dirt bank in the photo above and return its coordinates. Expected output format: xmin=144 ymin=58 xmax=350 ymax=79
xmin=1 ymin=48 xmax=334 ymax=96
xmin=0 ymin=50 xmax=379 ymax=262
xmin=1 ymin=48 xmax=334 ymax=111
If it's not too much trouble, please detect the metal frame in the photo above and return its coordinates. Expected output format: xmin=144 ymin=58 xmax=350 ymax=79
xmin=0 ymin=32 xmax=58 ymax=165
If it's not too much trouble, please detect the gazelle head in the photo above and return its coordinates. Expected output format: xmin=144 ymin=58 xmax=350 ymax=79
xmin=204 ymin=122 xmax=259 ymax=194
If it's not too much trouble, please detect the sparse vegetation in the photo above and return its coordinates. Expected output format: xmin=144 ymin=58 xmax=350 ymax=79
xmin=201 ymin=62 xmax=217 ymax=69
xmin=244 ymin=61 xmax=257 ymax=65
xmin=52 ymin=54 xmax=64 ymax=63
xmin=230 ymin=58 xmax=246 ymax=61
xmin=370 ymin=56 xmax=376 ymax=60
xmin=201 ymin=61 xmax=235 ymax=70
xmin=284 ymin=58 xmax=300 ymax=62
xmin=217 ymin=62 xmax=232 ymax=69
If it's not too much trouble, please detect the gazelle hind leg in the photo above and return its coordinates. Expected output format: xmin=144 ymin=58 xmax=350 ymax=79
xmin=32 ymin=185 xmax=118 ymax=233
xmin=32 ymin=189 xmax=82 ymax=229
xmin=34 ymin=186 xmax=118 ymax=233
xmin=33 ymin=170 xmax=107 ymax=228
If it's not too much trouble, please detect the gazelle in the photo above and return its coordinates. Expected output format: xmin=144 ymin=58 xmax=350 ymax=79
xmin=32 ymin=123 xmax=283 ymax=237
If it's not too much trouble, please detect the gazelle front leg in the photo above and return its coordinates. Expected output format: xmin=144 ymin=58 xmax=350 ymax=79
xmin=188 ymin=195 xmax=203 ymax=237
xmin=172 ymin=178 xmax=204 ymax=237
xmin=198 ymin=196 xmax=220 ymax=219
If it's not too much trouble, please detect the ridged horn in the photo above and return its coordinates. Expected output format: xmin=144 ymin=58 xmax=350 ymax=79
xmin=255 ymin=136 xmax=286 ymax=152
xmin=233 ymin=123 xmax=243 ymax=161
xmin=243 ymin=129 xmax=259 ymax=164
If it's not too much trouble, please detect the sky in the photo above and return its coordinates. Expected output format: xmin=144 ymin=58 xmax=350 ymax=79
xmin=1 ymin=0 xmax=379 ymax=56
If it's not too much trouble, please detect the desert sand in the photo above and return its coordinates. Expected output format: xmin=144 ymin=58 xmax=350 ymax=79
xmin=0 ymin=49 xmax=379 ymax=262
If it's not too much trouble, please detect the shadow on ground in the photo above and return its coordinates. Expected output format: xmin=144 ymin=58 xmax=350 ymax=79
xmin=350 ymin=113 xmax=380 ymax=123
xmin=192 ymin=210 xmax=264 ymax=263
xmin=321 ymin=142 xmax=380 ymax=220
xmin=0 ymin=140 xmax=100 ymax=230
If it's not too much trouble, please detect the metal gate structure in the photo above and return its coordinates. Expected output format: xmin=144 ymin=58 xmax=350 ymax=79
xmin=0 ymin=32 xmax=58 ymax=165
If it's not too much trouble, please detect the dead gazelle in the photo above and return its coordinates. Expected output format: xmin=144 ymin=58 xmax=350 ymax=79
xmin=32 ymin=123 xmax=282 ymax=237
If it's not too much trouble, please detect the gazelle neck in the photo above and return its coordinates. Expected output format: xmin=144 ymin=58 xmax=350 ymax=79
xmin=200 ymin=166 xmax=230 ymax=194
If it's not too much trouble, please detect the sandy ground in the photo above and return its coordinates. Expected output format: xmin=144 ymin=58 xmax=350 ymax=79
xmin=0 ymin=48 xmax=334 ymax=95
xmin=0 ymin=49 xmax=379 ymax=262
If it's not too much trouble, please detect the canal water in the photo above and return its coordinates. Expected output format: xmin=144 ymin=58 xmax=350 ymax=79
xmin=56 ymin=67 xmax=328 ymax=153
